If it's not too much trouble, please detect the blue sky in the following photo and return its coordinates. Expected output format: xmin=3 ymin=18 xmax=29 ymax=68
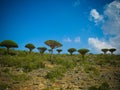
xmin=0 ymin=0 xmax=120 ymax=54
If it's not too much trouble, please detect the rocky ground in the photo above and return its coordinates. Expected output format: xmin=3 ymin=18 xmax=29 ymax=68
xmin=0 ymin=61 xmax=120 ymax=90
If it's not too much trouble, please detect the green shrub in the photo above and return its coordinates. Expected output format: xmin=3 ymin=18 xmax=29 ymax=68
xmin=45 ymin=66 xmax=66 ymax=81
xmin=84 ymin=66 xmax=100 ymax=76
xmin=0 ymin=48 xmax=6 ymax=55
xmin=0 ymin=83 xmax=9 ymax=90
xmin=51 ymin=57 xmax=76 ymax=69
xmin=39 ymin=62 xmax=45 ymax=68
xmin=2 ymin=68 xmax=9 ymax=73
xmin=89 ymin=86 xmax=98 ymax=90
xmin=99 ymin=82 xmax=109 ymax=90
xmin=10 ymin=73 xmax=30 ymax=81
xmin=22 ymin=62 xmax=36 ymax=72
xmin=89 ymin=82 xmax=109 ymax=90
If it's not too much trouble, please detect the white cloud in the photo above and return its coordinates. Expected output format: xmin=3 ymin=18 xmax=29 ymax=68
xmin=102 ymin=1 xmax=120 ymax=53
xmin=63 ymin=37 xmax=81 ymax=43
xmin=88 ymin=1 xmax=120 ymax=54
xmin=102 ymin=1 xmax=120 ymax=35
xmin=74 ymin=37 xmax=80 ymax=43
xmin=63 ymin=37 xmax=72 ymax=43
xmin=73 ymin=0 xmax=80 ymax=7
xmin=90 ymin=9 xmax=103 ymax=24
xmin=88 ymin=38 xmax=113 ymax=52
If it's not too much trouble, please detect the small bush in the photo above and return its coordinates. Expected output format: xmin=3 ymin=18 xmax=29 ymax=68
xmin=22 ymin=62 xmax=37 ymax=72
xmin=39 ymin=62 xmax=45 ymax=68
xmin=99 ymin=82 xmax=109 ymax=90
xmin=2 ymin=68 xmax=9 ymax=73
xmin=0 ymin=83 xmax=9 ymax=90
xmin=89 ymin=82 xmax=109 ymax=90
xmin=89 ymin=86 xmax=98 ymax=90
xmin=10 ymin=73 xmax=30 ymax=81
xmin=45 ymin=66 xmax=66 ymax=81
xmin=84 ymin=66 xmax=100 ymax=76
xmin=51 ymin=57 xmax=76 ymax=69
xmin=0 ymin=48 xmax=6 ymax=55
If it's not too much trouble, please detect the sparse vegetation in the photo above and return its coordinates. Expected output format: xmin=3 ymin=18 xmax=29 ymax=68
xmin=89 ymin=82 xmax=110 ymax=90
xmin=99 ymin=82 xmax=110 ymax=90
xmin=45 ymin=40 xmax=62 ymax=61
xmin=0 ymin=39 xmax=120 ymax=90
xmin=37 ymin=47 xmax=47 ymax=54
xmin=45 ymin=66 xmax=66 ymax=82
xmin=25 ymin=43 xmax=35 ymax=53
xmin=78 ymin=48 xmax=89 ymax=60
xmin=101 ymin=48 xmax=108 ymax=54
xmin=89 ymin=86 xmax=98 ymax=90
xmin=56 ymin=49 xmax=62 ymax=54
xmin=109 ymin=48 xmax=116 ymax=54
xmin=0 ymin=83 xmax=9 ymax=90
xmin=84 ymin=65 xmax=100 ymax=76
xmin=67 ymin=48 xmax=76 ymax=55
xmin=0 ymin=40 xmax=18 ymax=54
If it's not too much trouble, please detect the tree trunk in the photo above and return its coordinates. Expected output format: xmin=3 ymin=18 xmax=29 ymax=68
xmin=50 ymin=49 xmax=53 ymax=63
xmin=111 ymin=52 xmax=113 ymax=54
xmin=82 ymin=55 xmax=84 ymax=60
xmin=7 ymin=47 xmax=9 ymax=54
xmin=30 ymin=49 xmax=32 ymax=53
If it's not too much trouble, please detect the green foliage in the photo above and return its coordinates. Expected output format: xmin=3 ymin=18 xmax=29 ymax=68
xmin=0 ymin=48 xmax=6 ymax=55
xmin=78 ymin=48 xmax=89 ymax=55
xmin=0 ymin=40 xmax=18 ymax=54
xmin=37 ymin=47 xmax=47 ymax=54
xmin=56 ymin=49 xmax=62 ymax=54
xmin=22 ymin=61 xmax=45 ymax=72
xmin=45 ymin=40 xmax=62 ymax=61
xmin=1 ymin=68 xmax=9 ymax=73
xmin=25 ymin=43 xmax=35 ymax=53
xmin=39 ymin=62 xmax=45 ymax=68
xmin=10 ymin=73 xmax=30 ymax=81
xmin=17 ymin=50 xmax=28 ymax=56
xmin=89 ymin=82 xmax=109 ymax=90
xmin=51 ymin=56 xmax=76 ymax=69
xmin=95 ymin=54 xmax=120 ymax=66
xmin=0 ymin=83 xmax=9 ymax=90
xmin=22 ymin=63 xmax=36 ymax=72
xmin=48 ymin=49 xmax=52 ymax=53
xmin=109 ymin=48 xmax=116 ymax=54
xmin=99 ymin=82 xmax=109 ymax=90
xmin=67 ymin=48 xmax=76 ymax=55
xmin=0 ymin=54 xmax=46 ymax=71
xmin=45 ymin=55 xmax=77 ymax=81
xmin=78 ymin=48 xmax=89 ymax=60
xmin=0 ymin=49 xmax=118 ymax=89
xmin=0 ymin=40 xmax=18 ymax=48
xmin=84 ymin=65 xmax=100 ymax=76
xmin=44 ymin=40 xmax=62 ymax=49
xmin=45 ymin=66 xmax=66 ymax=81
xmin=89 ymin=86 xmax=98 ymax=90
xmin=101 ymin=48 xmax=108 ymax=54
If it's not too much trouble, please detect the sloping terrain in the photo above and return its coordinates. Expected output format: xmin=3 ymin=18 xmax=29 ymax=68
xmin=0 ymin=53 xmax=120 ymax=90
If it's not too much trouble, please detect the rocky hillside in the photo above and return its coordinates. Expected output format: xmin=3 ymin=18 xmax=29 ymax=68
xmin=0 ymin=54 xmax=120 ymax=90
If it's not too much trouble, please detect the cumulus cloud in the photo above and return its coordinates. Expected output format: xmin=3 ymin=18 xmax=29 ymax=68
xmin=74 ymin=37 xmax=80 ymax=43
xmin=90 ymin=9 xmax=103 ymax=24
xmin=89 ymin=1 xmax=120 ymax=54
xmin=63 ymin=37 xmax=72 ymax=43
xmin=73 ymin=0 xmax=80 ymax=7
xmin=63 ymin=37 xmax=81 ymax=43
xmin=102 ymin=0 xmax=120 ymax=53
xmin=102 ymin=1 xmax=120 ymax=36
xmin=88 ymin=38 xmax=113 ymax=52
